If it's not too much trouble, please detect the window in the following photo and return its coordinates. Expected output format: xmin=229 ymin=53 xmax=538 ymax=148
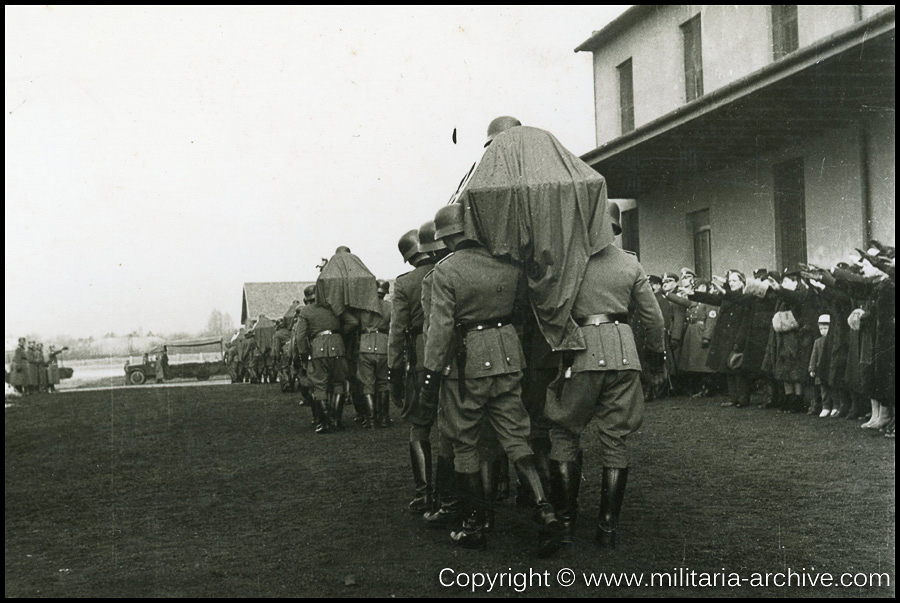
xmin=689 ymin=209 xmax=711 ymax=280
xmin=773 ymin=158 xmax=807 ymax=271
xmin=681 ymin=15 xmax=703 ymax=102
xmin=772 ymin=5 xmax=799 ymax=59
xmin=617 ymin=58 xmax=635 ymax=134
xmin=621 ymin=207 xmax=640 ymax=259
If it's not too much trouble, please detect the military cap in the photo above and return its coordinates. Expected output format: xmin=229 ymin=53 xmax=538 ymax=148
xmin=648 ymin=274 xmax=663 ymax=286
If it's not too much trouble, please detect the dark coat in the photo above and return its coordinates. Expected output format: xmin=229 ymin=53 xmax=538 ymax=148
xmin=690 ymin=290 xmax=755 ymax=373
xmin=870 ymin=279 xmax=895 ymax=402
xmin=764 ymin=286 xmax=822 ymax=383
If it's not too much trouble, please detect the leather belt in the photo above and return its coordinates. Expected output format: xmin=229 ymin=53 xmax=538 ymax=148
xmin=365 ymin=328 xmax=389 ymax=334
xmin=455 ymin=316 xmax=513 ymax=333
xmin=576 ymin=313 xmax=628 ymax=327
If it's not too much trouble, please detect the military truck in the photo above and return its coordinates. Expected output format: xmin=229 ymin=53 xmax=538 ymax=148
xmin=124 ymin=338 xmax=226 ymax=385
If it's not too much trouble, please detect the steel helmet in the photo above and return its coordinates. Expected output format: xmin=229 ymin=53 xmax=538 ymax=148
xmin=417 ymin=220 xmax=446 ymax=253
xmin=303 ymin=284 xmax=316 ymax=302
xmin=434 ymin=204 xmax=465 ymax=240
xmin=376 ymin=279 xmax=390 ymax=296
xmin=485 ymin=116 xmax=521 ymax=146
xmin=398 ymin=229 xmax=420 ymax=262
xmin=608 ymin=201 xmax=622 ymax=236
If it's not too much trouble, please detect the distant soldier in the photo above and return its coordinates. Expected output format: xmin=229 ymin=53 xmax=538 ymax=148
xmin=10 ymin=337 xmax=27 ymax=394
xmin=356 ymin=279 xmax=393 ymax=428
xmin=155 ymin=346 xmax=169 ymax=383
xmin=36 ymin=344 xmax=49 ymax=393
xmin=46 ymin=345 xmax=68 ymax=393
xmin=26 ymin=341 xmax=39 ymax=394
xmin=294 ymin=284 xmax=352 ymax=433
xmin=419 ymin=202 xmax=560 ymax=555
xmin=224 ymin=339 xmax=238 ymax=383
xmin=388 ymin=228 xmax=439 ymax=513
xmin=274 ymin=318 xmax=293 ymax=392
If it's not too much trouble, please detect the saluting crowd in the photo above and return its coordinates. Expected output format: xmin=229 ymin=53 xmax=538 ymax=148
xmin=7 ymin=337 xmax=68 ymax=395
xmin=644 ymin=241 xmax=895 ymax=439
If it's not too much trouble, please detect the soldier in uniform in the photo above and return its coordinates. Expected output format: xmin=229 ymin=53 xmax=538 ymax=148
xmin=273 ymin=318 xmax=294 ymax=392
xmin=415 ymin=220 xmax=463 ymax=529
xmin=10 ymin=337 xmax=27 ymax=394
xmin=46 ymin=345 xmax=67 ymax=393
xmin=356 ymin=279 xmax=392 ymax=428
xmin=294 ymin=284 xmax=352 ymax=433
xmin=155 ymin=346 xmax=169 ymax=383
xmin=418 ymin=203 xmax=560 ymax=555
xmin=388 ymin=228 xmax=439 ymax=513
xmin=546 ymin=233 xmax=667 ymax=549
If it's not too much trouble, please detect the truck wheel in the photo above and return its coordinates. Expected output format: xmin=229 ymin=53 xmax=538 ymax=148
xmin=129 ymin=371 xmax=146 ymax=385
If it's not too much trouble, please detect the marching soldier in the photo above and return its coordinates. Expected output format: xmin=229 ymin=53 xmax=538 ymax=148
xmin=294 ymin=284 xmax=352 ymax=433
xmin=546 ymin=231 xmax=666 ymax=549
xmin=274 ymin=318 xmax=294 ymax=392
xmin=418 ymin=203 xmax=560 ymax=556
xmin=356 ymin=279 xmax=393 ymax=428
xmin=388 ymin=228 xmax=439 ymax=513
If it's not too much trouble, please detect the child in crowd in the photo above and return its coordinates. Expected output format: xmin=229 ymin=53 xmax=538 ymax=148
xmin=808 ymin=314 xmax=832 ymax=417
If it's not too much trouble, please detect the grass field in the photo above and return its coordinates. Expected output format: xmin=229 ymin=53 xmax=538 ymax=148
xmin=5 ymin=384 xmax=895 ymax=597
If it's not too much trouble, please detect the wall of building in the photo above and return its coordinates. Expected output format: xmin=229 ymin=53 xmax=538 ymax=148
xmin=591 ymin=5 xmax=695 ymax=145
xmin=591 ymin=6 xmax=890 ymax=147
xmin=865 ymin=110 xmax=896 ymax=245
xmin=633 ymin=123 xmax=887 ymax=277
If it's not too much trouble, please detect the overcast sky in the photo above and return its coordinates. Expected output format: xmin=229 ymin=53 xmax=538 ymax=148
xmin=5 ymin=5 xmax=631 ymax=341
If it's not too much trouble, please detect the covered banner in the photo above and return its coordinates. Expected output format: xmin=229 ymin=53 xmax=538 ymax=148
xmin=456 ymin=126 xmax=613 ymax=351
xmin=250 ymin=315 xmax=276 ymax=352
xmin=315 ymin=248 xmax=380 ymax=315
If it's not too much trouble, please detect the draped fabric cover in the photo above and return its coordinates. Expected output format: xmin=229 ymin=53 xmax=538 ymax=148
xmin=456 ymin=126 xmax=614 ymax=351
xmin=316 ymin=250 xmax=380 ymax=316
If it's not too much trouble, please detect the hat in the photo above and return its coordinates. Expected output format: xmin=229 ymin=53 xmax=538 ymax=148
xmin=752 ymin=268 xmax=770 ymax=279
xmin=817 ymin=314 xmax=831 ymax=324
xmin=679 ymin=267 xmax=697 ymax=278
xmin=661 ymin=272 xmax=678 ymax=283
xmin=303 ymin=284 xmax=316 ymax=302
xmin=648 ymin=275 xmax=662 ymax=286
xmin=781 ymin=265 xmax=802 ymax=278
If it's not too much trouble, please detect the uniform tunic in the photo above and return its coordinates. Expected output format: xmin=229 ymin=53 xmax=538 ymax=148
xmin=545 ymin=245 xmax=665 ymax=468
xmin=357 ymin=299 xmax=392 ymax=395
xmin=294 ymin=303 xmax=348 ymax=401
xmin=424 ymin=245 xmax=531 ymax=474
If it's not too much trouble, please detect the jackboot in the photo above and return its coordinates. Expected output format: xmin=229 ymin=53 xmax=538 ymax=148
xmin=313 ymin=398 xmax=330 ymax=434
xmin=424 ymin=456 xmax=461 ymax=528
xmin=550 ymin=458 xmax=581 ymax=548
xmin=362 ymin=394 xmax=377 ymax=429
xmin=515 ymin=454 xmax=562 ymax=558
xmin=450 ymin=470 xmax=487 ymax=550
xmin=408 ymin=440 xmax=433 ymax=514
xmin=596 ymin=467 xmax=629 ymax=548
xmin=480 ymin=459 xmax=498 ymax=533
xmin=495 ymin=454 xmax=510 ymax=503
xmin=331 ymin=393 xmax=346 ymax=430
xmin=378 ymin=391 xmax=393 ymax=427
